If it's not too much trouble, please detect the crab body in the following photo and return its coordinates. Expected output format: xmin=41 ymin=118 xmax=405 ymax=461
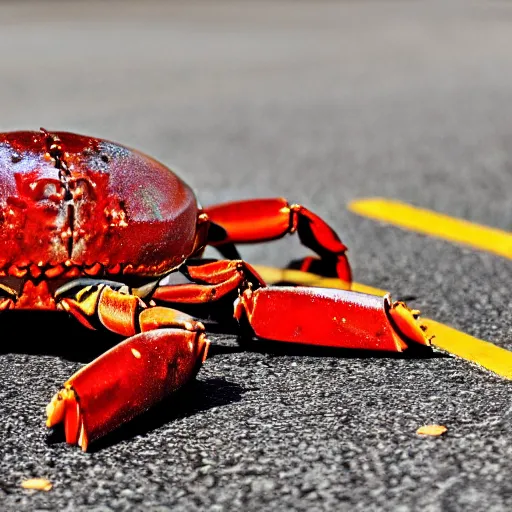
xmin=0 ymin=130 xmax=207 ymax=309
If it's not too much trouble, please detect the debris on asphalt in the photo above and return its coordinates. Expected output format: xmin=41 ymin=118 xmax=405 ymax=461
xmin=21 ymin=478 xmax=53 ymax=491
xmin=416 ymin=425 xmax=448 ymax=437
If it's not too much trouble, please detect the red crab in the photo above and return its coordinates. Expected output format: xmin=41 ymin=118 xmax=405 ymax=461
xmin=0 ymin=129 xmax=430 ymax=451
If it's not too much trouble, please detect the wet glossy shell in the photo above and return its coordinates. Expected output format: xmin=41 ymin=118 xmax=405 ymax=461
xmin=0 ymin=131 xmax=202 ymax=277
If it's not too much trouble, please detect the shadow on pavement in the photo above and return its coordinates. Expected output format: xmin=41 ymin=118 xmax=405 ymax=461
xmin=236 ymin=335 xmax=446 ymax=360
xmin=1 ymin=310 xmax=126 ymax=363
xmin=3 ymin=309 xmax=445 ymax=362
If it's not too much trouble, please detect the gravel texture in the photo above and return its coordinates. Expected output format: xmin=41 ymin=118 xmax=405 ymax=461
xmin=0 ymin=2 xmax=511 ymax=511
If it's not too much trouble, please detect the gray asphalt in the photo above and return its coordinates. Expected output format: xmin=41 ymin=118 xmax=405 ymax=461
xmin=1 ymin=1 xmax=511 ymax=511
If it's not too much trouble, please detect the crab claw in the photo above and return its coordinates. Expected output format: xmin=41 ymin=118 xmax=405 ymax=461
xmin=234 ymin=287 xmax=431 ymax=351
xmin=46 ymin=329 xmax=209 ymax=451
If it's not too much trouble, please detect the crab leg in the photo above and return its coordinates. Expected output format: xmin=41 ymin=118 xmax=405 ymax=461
xmin=152 ymin=260 xmax=265 ymax=303
xmin=48 ymin=286 xmax=209 ymax=450
xmin=152 ymin=260 xmax=430 ymax=351
xmin=204 ymin=198 xmax=352 ymax=284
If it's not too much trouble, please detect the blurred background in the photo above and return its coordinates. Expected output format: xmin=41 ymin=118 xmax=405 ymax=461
xmin=3 ymin=0 xmax=512 ymax=277
xmin=2 ymin=1 xmax=511 ymax=233
xmin=1 ymin=1 xmax=511 ymax=510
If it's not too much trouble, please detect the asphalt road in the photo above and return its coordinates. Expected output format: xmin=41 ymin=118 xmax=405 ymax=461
xmin=1 ymin=1 xmax=511 ymax=510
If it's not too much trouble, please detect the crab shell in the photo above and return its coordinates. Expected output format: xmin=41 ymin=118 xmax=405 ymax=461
xmin=0 ymin=131 xmax=208 ymax=288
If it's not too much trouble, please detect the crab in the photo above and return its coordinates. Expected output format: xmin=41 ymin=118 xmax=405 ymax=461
xmin=0 ymin=129 xmax=430 ymax=451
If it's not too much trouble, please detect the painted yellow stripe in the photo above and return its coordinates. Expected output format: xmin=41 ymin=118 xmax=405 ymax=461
xmin=254 ymin=265 xmax=512 ymax=380
xmin=348 ymin=198 xmax=512 ymax=259
xmin=422 ymin=319 xmax=512 ymax=380
xmin=253 ymin=265 xmax=387 ymax=296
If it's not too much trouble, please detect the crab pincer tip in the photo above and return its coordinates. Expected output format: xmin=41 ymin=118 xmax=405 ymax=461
xmin=46 ymin=387 xmax=89 ymax=451
xmin=46 ymin=390 xmax=67 ymax=428
xmin=387 ymin=299 xmax=430 ymax=347
xmin=336 ymin=254 xmax=353 ymax=287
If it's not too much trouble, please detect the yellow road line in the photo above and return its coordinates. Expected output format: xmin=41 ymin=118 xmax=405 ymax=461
xmin=254 ymin=265 xmax=512 ymax=380
xmin=253 ymin=265 xmax=387 ymax=296
xmin=423 ymin=319 xmax=512 ymax=380
xmin=348 ymin=198 xmax=512 ymax=259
